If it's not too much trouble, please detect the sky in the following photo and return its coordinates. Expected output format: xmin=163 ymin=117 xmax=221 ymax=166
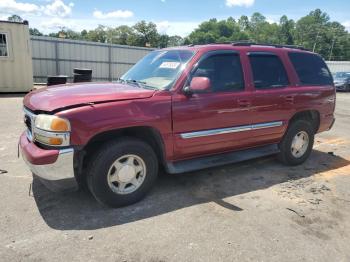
xmin=0 ymin=0 xmax=349 ymax=37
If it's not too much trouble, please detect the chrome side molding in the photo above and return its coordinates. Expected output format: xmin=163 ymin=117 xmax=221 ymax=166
xmin=180 ymin=121 xmax=283 ymax=139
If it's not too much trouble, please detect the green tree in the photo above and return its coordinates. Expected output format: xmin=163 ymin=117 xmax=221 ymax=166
xmin=278 ymin=15 xmax=295 ymax=44
xmin=86 ymin=25 xmax=108 ymax=43
xmin=158 ymin=34 xmax=170 ymax=48
xmin=186 ymin=17 xmax=247 ymax=44
xmin=133 ymin=21 xmax=159 ymax=47
xmin=295 ymin=9 xmax=350 ymax=60
xmin=168 ymin=35 xmax=184 ymax=47
xmin=8 ymin=14 xmax=23 ymax=23
xmin=29 ymin=28 xmax=43 ymax=36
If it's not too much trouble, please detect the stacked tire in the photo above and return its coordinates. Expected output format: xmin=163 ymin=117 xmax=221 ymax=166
xmin=73 ymin=68 xmax=92 ymax=83
xmin=47 ymin=75 xmax=68 ymax=86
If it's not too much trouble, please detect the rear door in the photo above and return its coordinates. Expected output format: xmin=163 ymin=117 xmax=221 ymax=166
xmin=248 ymin=51 xmax=296 ymax=145
xmin=287 ymin=52 xmax=335 ymax=131
xmin=172 ymin=50 xmax=254 ymax=159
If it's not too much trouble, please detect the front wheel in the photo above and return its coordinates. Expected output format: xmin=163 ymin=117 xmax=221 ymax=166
xmin=87 ymin=138 xmax=158 ymax=208
xmin=277 ymin=120 xmax=314 ymax=166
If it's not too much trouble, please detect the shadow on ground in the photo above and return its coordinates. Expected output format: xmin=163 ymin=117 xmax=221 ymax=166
xmin=32 ymin=150 xmax=349 ymax=230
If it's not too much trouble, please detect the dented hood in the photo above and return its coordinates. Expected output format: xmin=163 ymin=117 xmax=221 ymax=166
xmin=24 ymin=82 xmax=156 ymax=112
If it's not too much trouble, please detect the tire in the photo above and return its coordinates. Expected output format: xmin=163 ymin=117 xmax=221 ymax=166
xmin=73 ymin=68 xmax=92 ymax=75
xmin=47 ymin=75 xmax=67 ymax=86
xmin=277 ymin=120 xmax=314 ymax=166
xmin=73 ymin=73 xmax=92 ymax=83
xmin=87 ymin=138 xmax=158 ymax=208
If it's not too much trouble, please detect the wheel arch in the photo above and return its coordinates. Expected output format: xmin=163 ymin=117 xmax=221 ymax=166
xmin=74 ymin=126 xmax=167 ymax=187
xmin=288 ymin=110 xmax=320 ymax=133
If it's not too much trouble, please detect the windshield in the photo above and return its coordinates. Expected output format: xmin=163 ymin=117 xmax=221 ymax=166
xmin=334 ymin=72 xmax=350 ymax=79
xmin=121 ymin=49 xmax=195 ymax=90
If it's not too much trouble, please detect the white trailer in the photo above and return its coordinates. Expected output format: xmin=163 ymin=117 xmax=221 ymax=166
xmin=0 ymin=20 xmax=33 ymax=92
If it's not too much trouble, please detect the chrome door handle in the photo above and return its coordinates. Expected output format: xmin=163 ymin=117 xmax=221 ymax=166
xmin=284 ymin=95 xmax=294 ymax=103
xmin=238 ymin=100 xmax=251 ymax=107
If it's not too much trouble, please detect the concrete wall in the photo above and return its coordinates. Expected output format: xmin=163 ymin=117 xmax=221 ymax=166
xmin=31 ymin=36 xmax=154 ymax=83
xmin=0 ymin=21 xmax=33 ymax=92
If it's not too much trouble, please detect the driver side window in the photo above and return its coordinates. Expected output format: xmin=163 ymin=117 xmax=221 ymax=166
xmin=192 ymin=53 xmax=244 ymax=92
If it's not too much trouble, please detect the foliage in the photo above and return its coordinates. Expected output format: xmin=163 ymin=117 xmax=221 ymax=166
xmin=7 ymin=15 xmax=23 ymax=23
xmin=185 ymin=9 xmax=350 ymax=60
xmin=7 ymin=9 xmax=350 ymax=60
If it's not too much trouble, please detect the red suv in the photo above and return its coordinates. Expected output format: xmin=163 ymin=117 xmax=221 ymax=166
xmin=20 ymin=43 xmax=335 ymax=207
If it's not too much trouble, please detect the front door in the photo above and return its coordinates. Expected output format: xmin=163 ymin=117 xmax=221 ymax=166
xmin=172 ymin=50 xmax=253 ymax=160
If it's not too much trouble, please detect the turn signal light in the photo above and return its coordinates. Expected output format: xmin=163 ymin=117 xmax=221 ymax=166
xmin=51 ymin=118 xmax=69 ymax=132
xmin=49 ymin=137 xmax=63 ymax=145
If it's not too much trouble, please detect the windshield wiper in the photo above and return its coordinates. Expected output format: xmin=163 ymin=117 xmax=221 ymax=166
xmin=117 ymin=78 xmax=158 ymax=90
xmin=117 ymin=78 xmax=145 ymax=87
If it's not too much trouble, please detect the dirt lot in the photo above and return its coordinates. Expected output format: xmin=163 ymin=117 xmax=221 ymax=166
xmin=0 ymin=92 xmax=350 ymax=262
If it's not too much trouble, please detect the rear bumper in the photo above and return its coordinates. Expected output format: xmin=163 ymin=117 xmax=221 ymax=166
xmin=318 ymin=114 xmax=335 ymax=133
xmin=19 ymin=132 xmax=78 ymax=192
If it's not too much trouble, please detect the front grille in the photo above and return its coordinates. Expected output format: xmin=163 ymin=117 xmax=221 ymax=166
xmin=23 ymin=108 xmax=35 ymax=141
xmin=24 ymin=114 xmax=32 ymax=131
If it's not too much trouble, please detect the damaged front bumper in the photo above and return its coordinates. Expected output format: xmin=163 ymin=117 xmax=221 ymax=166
xmin=19 ymin=132 xmax=78 ymax=192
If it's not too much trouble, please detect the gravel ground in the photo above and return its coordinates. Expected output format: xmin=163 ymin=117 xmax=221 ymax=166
xmin=0 ymin=92 xmax=350 ymax=262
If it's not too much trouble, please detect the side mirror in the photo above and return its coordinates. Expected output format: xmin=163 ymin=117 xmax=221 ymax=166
xmin=184 ymin=77 xmax=211 ymax=95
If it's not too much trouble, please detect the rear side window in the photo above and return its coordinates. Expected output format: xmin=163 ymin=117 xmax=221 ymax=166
xmin=249 ymin=54 xmax=289 ymax=89
xmin=192 ymin=53 xmax=244 ymax=92
xmin=288 ymin=52 xmax=333 ymax=86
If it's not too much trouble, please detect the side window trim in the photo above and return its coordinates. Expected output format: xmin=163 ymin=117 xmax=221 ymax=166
xmin=184 ymin=50 xmax=244 ymax=93
xmin=248 ymin=52 xmax=290 ymax=90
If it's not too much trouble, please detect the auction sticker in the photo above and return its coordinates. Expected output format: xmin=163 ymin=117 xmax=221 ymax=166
xmin=159 ymin=61 xmax=180 ymax=69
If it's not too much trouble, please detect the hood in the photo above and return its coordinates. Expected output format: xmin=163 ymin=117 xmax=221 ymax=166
xmin=334 ymin=77 xmax=348 ymax=83
xmin=24 ymin=82 xmax=156 ymax=112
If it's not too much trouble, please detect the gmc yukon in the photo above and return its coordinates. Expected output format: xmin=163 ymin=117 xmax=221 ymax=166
xmin=20 ymin=43 xmax=335 ymax=207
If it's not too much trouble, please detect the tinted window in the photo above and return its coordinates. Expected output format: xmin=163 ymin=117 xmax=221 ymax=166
xmin=249 ymin=54 xmax=289 ymax=89
xmin=288 ymin=52 xmax=333 ymax=86
xmin=192 ymin=53 xmax=244 ymax=92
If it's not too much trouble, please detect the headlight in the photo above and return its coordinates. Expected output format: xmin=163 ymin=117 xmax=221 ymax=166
xmin=35 ymin=115 xmax=70 ymax=132
xmin=34 ymin=114 xmax=70 ymax=146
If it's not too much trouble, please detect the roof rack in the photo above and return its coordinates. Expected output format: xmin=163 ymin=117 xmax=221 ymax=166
xmin=231 ymin=42 xmax=309 ymax=51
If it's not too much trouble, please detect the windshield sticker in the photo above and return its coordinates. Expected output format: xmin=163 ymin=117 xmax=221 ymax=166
xmin=159 ymin=61 xmax=180 ymax=69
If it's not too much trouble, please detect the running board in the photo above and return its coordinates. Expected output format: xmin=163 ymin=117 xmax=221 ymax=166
xmin=166 ymin=144 xmax=280 ymax=174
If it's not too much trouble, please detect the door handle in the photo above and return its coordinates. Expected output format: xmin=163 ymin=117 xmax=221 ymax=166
xmin=238 ymin=100 xmax=251 ymax=108
xmin=284 ymin=95 xmax=294 ymax=104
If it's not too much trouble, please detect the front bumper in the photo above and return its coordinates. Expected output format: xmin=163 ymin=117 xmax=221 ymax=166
xmin=335 ymin=83 xmax=348 ymax=91
xmin=19 ymin=132 xmax=78 ymax=192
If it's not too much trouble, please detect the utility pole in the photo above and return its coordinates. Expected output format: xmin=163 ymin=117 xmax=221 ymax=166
xmin=313 ymin=30 xmax=320 ymax=52
xmin=328 ymin=38 xmax=335 ymax=61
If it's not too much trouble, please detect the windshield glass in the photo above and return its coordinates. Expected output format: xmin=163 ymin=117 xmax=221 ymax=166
xmin=334 ymin=72 xmax=350 ymax=79
xmin=121 ymin=49 xmax=195 ymax=90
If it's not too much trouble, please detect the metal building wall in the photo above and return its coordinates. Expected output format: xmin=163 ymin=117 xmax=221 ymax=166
xmin=326 ymin=61 xmax=350 ymax=73
xmin=31 ymin=36 xmax=154 ymax=83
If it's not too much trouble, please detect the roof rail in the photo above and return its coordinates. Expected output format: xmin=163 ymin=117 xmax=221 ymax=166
xmin=231 ymin=42 xmax=309 ymax=51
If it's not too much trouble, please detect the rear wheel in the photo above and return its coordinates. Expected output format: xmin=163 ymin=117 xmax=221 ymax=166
xmin=277 ymin=120 xmax=314 ymax=165
xmin=87 ymin=138 xmax=158 ymax=207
